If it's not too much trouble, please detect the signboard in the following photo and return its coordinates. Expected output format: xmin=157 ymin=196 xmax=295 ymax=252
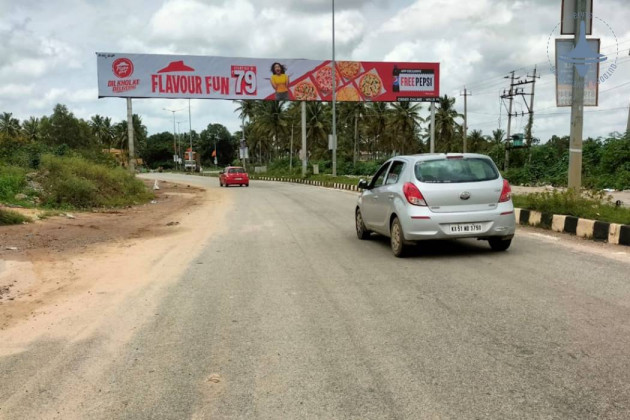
xmin=96 ymin=52 xmax=439 ymax=102
xmin=555 ymin=39 xmax=600 ymax=106
xmin=561 ymin=0 xmax=593 ymax=35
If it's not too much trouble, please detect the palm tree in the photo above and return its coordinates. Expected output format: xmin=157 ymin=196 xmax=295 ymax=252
xmin=467 ymin=129 xmax=487 ymax=153
xmin=250 ymin=101 xmax=287 ymax=161
xmin=90 ymin=115 xmax=115 ymax=147
xmin=338 ymin=102 xmax=366 ymax=164
xmin=21 ymin=117 xmax=40 ymax=142
xmin=390 ymin=102 xmax=423 ymax=155
xmin=364 ymin=102 xmax=390 ymax=159
xmin=0 ymin=112 xmax=21 ymax=137
xmin=304 ymin=102 xmax=330 ymax=159
xmin=434 ymin=95 xmax=463 ymax=152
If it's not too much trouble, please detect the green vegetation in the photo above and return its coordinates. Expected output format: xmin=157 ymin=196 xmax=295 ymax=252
xmin=39 ymin=155 xmax=153 ymax=209
xmin=0 ymin=106 xmax=154 ymax=213
xmin=0 ymin=208 xmax=31 ymax=225
xmin=513 ymin=190 xmax=630 ymax=225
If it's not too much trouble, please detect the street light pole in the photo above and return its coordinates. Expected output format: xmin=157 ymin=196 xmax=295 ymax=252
xmin=163 ymin=107 xmax=184 ymax=170
xmin=331 ymin=0 xmax=337 ymax=176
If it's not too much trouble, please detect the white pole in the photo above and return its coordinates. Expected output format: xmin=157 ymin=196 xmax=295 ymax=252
xmin=126 ymin=98 xmax=135 ymax=173
xmin=331 ymin=0 xmax=337 ymax=176
xmin=188 ymin=99 xmax=193 ymax=160
xmin=430 ymin=102 xmax=436 ymax=153
xmin=302 ymin=101 xmax=307 ymax=177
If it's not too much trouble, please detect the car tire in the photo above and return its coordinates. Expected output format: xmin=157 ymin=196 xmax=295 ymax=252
xmin=488 ymin=237 xmax=512 ymax=251
xmin=355 ymin=208 xmax=371 ymax=240
xmin=390 ymin=217 xmax=408 ymax=258
xmin=245 ymin=184 xmax=249 ymax=187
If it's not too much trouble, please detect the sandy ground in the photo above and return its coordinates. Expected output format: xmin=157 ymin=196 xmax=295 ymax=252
xmin=0 ymin=179 xmax=229 ymax=349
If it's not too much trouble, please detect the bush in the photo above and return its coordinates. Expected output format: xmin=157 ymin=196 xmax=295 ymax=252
xmin=38 ymin=154 xmax=153 ymax=208
xmin=513 ymin=189 xmax=630 ymax=225
xmin=0 ymin=208 xmax=31 ymax=225
xmin=0 ymin=166 xmax=27 ymax=201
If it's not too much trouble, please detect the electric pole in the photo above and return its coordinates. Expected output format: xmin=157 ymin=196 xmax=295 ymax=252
xmin=502 ymin=71 xmax=516 ymax=170
xmin=460 ymin=87 xmax=471 ymax=152
xmin=524 ymin=66 xmax=539 ymax=147
xmin=568 ymin=0 xmax=587 ymax=191
xmin=626 ymin=101 xmax=630 ymax=134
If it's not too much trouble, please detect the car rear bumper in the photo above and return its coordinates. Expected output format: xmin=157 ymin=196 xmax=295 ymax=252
xmin=400 ymin=206 xmax=516 ymax=241
xmin=225 ymin=178 xmax=249 ymax=184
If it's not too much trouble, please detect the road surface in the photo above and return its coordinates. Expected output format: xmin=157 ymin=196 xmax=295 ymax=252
xmin=1 ymin=174 xmax=629 ymax=419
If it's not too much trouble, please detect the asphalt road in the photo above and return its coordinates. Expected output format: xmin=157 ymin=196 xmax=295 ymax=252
xmin=2 ymin=175 xmax=630 ymax=419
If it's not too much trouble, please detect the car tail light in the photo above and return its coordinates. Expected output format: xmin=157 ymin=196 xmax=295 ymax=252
xmin=403 ymin=182 xmax=427 ymax=206
xmin=499 ymin=179 xmax=512 ymax=202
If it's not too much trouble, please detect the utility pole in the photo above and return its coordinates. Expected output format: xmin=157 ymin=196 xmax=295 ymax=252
xmin=301 ymin=101 xmax=307 ymax=177
xmin=626 ymin=101 xmax=630 ymax=134
xmin=163 ymin=107 xmax=183 ymax=170
xmin=331 ymin=0 xmax=337 ymax=176
xmin=126 ymin=98 xmax=135 ymax=173
xmin=524 ymin=66 xmax=539 ymax=147
xmin=430 ymin=102 xmax=435 ymax=153
xmin=502 ymin=71 xmax=516 ymax=170
xmin=460 ymin=87 xmax=471 ymax=152
xmin=568 ymin=0 xmax=587 ymax=191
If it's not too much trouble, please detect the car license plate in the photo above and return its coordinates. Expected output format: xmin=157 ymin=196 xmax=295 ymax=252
xmin=235 ymin=177 xmax=242 ymax=180
xmin=449 ymin=223 xmax=482 ymax=233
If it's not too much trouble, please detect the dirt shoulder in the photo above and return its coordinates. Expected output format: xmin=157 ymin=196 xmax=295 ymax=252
xmin=0 ymin=179 xmax=228 ymax=336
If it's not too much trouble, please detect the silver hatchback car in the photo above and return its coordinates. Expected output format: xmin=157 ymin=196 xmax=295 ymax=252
xmin=355 ymin=153 xmax=516 ymax=257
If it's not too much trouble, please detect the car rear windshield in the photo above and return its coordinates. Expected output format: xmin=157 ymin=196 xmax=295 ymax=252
xmin=414 ymin=158 xmax=499 ymax=183
xmin=228 ymin=168 xmax=245 ymax=174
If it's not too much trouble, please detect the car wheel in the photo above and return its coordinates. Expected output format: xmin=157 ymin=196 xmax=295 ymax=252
xmin=245 ymin=184 xmax=249 ymax=187
xmin=355 ymin=208 xmax=371 ymax=240
xmin=488 ymin=237 xmax=512 ymax=251
xmin=390 ymin=217 xmax=407 ymax=258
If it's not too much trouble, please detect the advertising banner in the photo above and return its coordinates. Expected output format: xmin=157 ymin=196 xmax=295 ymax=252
xmin=555 ymin=39 xmax=600 ymax=106
xmin=96 ymin=52 xmax=439 ymax=102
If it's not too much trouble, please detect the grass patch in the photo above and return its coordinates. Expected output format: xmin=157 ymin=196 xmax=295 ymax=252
xmin=39 ymin=154 xmax=154 ymax=209
xmin=0 ymin=208 xmax=31 ymax=225
xmin=0 ymin=165 xmax=27 ymax=202
xmin=513 ymin=189 xmax=630 ymax=225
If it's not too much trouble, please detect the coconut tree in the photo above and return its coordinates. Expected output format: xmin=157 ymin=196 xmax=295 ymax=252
xmin=250 ymin=101 xmax=288 ymax=161
xmin=21 ymin=117 xmax=40 ymax=142
xmin=389 ymin=102 xmax=423 ymax=155
xmin=467 ymin=129 xmax=487 ymax=153
xmin=0 ymin=112 xmax=21 ymax=137
xmin=434 ymin=95 xmax=463 ymax=152
xmin=364 ymin=102 xmax=390 ymax=159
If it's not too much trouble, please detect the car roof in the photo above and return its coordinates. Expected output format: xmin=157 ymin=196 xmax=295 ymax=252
xmin=389 ymin=153 xmax=493 ymax=162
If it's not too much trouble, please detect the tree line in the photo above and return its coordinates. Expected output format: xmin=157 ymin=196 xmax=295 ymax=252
xmin=1 ymin=98 xmax=628 ymax=189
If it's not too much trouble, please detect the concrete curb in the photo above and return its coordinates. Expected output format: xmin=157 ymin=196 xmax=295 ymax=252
xmin=514 ymin=208 xmax=629 ymax=246
xmin=252 ymin=177 xmax=630 ymax=247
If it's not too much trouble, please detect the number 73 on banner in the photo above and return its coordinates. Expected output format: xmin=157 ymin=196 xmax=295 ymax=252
xmin=231 ymin=65 xmax=257 ymax=95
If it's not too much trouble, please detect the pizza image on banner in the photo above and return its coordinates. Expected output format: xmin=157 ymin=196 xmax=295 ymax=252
xmin=358 ymin=69 xmax=385 ymax=99
xmin=336 ymin=83 xmax=361 ymax=101
xmin=291 ymin=79 xmax=319 ymax=101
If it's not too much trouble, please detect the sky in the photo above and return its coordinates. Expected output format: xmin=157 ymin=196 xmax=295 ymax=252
xmin=1 ymin=0 xmax=629 ymax=144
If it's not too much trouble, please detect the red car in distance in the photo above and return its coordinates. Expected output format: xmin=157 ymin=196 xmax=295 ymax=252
xmin=219 ymin=166 xmax=249 ymax=187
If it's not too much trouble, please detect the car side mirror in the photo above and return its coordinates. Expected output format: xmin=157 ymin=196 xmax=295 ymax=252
xmin=358 ymin=179 xmax=370 ymax=190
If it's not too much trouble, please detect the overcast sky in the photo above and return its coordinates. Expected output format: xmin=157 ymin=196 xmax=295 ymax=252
xmin=1 ymin=0 xmax=628 ymax=143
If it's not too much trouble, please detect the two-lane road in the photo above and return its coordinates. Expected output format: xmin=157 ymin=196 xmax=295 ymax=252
xmin=1 ymin=176 xmax=629 ymax=419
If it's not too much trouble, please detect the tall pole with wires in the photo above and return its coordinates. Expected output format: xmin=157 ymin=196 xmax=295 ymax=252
xmin=460 ymin=87 xmax=471 ymax=152
xmin=331 ymin=0 xmax=337 ymax=176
